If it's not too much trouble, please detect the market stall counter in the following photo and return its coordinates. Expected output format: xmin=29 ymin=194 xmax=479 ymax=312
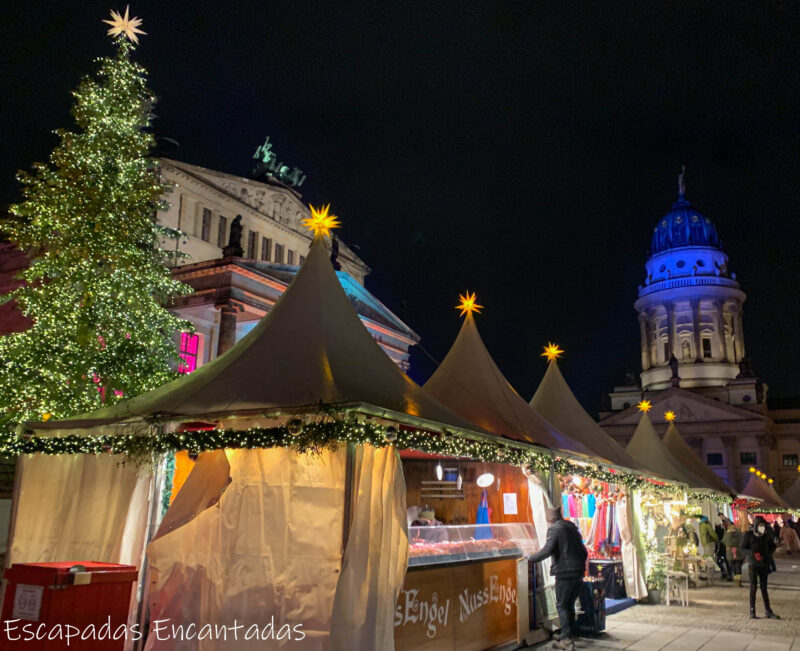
xmin=395 ymin=523 xmax=538 ymax=651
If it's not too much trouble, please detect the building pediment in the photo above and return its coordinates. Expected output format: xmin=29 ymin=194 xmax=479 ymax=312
xmin=599 ymin=387 xmax=769 ymax=427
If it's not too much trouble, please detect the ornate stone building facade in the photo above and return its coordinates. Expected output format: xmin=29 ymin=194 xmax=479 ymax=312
xmin=155 ymin=157 xmax=418 ymax=373
xmin=599 ymin=175 xmax=800 ymax=493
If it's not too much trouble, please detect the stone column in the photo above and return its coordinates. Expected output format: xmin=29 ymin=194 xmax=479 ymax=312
xmin=734 ymin=307 xmax=746 ymax=362
xmin=691 ymin=299 xmax=703 ymax=362
xmin=666 ymin=302 xmax=676 ymax=364
xmin=639 ymin=313 xmax=651 ymax=371
xmin=216 ymin=302 xmax=239 ymax=357
xmin=721 ymin=435 xmax=739 ymax=491
xmin=714 ymin=300 xmax=728 ymax=363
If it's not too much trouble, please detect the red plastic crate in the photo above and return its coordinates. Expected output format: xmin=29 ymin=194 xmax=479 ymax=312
xmin=0 ymin=562 xmax=138 ymax=650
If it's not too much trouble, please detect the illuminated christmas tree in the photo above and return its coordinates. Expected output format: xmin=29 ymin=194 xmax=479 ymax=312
xmin=0 ymin=12 xmax=191 ymax=427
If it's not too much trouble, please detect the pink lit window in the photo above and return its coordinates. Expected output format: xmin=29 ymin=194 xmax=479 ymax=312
xmin=178 ymin=333 xmax=200 ymax=373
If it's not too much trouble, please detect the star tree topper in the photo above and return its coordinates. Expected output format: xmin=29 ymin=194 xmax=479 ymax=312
xmin=664 ymin=410 xmax=676 ymax=422
xmin=637 ymin=399 xmax=652 ymax=413
xmin=456 ymin=291 xmax=483 ymax=317
xmin=103 ymin=6 xmax=146 ymax=44
xmin=541 ymin=342 xmax=564 ymax=362
xmin=302 ymin=204 xmax=341 ymax=239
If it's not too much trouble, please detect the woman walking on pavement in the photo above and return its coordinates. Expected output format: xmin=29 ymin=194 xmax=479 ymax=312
xmin=741 ymin=515 xmax=780 ymax=619
xmin=722 ymin=521 xmax=744 ymax=586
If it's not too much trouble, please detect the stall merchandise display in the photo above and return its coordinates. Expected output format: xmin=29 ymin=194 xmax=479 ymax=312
xmin=408 ymin=523 xmax=538 ymax=566
xmin=561 ymin=477 xmax=622 ymax=560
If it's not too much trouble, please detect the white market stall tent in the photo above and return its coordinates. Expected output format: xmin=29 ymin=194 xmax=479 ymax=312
xmin=530 ymin=355 xmax=650 ymax=600
xmin=782 ymin=476 xmax=800 ymax=510
xmin=6 ymin=232 xmax=509 ymax=650
xmin=625 ymin=412 xmax=711 ymax=491
xmin=741 ymin=474 xmax=791 ymax=511
xmin=662 ymin=422 xmax=735 ymax=495
xmin=530 ymin=356 xmax=648 ymax=471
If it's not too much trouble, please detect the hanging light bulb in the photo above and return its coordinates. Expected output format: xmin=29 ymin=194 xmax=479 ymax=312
xmin=435 ymin=462 xmax=443 ymax=481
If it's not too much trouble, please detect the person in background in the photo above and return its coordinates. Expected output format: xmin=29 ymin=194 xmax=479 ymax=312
xmin=741 ymin=515 xmax=780 ymax=619
xmin=714 ymin=516 xmax=732 ymax=580
xmin=722 ymin=521 xmax=744 ymax=587
xmin=781 ymin=520 xmax=800 ymax=555
xmin=769 ymin=520 xmax=779 ymax=573
xmin=528 ymin=506 xmax=588 ymax=650
xmin=698 ymin=516 xmax=724 ymax=578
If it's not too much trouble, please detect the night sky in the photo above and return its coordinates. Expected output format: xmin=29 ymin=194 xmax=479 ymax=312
xmin=3 ymin=2 xmax=800 ymax=414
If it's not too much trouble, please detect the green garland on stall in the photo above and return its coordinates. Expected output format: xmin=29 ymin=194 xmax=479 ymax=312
xmin=0 ymin=415 xmax=702 ymax=499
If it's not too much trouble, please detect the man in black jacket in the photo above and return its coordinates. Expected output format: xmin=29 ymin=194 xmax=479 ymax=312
xmin=741 ymin=515 xmax=780 ymax=619
xmin=529 ymin=506 xmax=588 ymax=649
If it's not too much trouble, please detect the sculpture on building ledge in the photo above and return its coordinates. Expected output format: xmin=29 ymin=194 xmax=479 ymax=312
xmin=222 ymin=215 xmax=244 ymax=257
xmin=669 ymin=354 xmax=680 ymax=387
xmin=330 ymin=234 xmax=342 ymax=271
xmin=251 ymin=136 xmax=306 ymax=189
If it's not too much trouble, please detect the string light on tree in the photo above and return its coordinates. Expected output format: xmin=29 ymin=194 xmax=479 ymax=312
xmin=541 ymin=342 xmax=564 ymax=362
xmin=456 ymin=291 xmax=483 ymax=317
xmin=0 ymin=11 xmax=191 ymax=428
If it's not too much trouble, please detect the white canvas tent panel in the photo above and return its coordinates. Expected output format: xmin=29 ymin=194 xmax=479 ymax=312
xmin=30 ymin=237 xmax=482 ymax=434
xmin=423 ymin=313 xmax=593 ymax=456
xmin=625 ymin=413 xmax=711 ymax=490
xmin=530 ymin=359 xmax=646 ymax=469
xmin=782 ymin=476 xmax=800 ymax=510
xmin=662 ymin=423 xmax=735 ymax=494
xmin=741 ymin=475 xmax=791 ymax=510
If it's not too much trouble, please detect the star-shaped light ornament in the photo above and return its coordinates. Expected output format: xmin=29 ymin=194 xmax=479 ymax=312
xmin=456 ymin=291 xmax=483 ymax=317
xmin=664 ymin=410 xmax=676 ymax=422
xmin=103 ymin=6 xmax=146 ymax=44
xmin=302 ymin=204 xmax=341 ymax=239
xmin=541 ymin=342 xmax=564 ymax=362
xmin=637 ymin=399 xmax=652 ymax=413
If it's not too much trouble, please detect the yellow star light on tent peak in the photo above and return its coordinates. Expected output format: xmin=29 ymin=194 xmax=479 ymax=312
xmin=541 ymin=342 xmax=564 ymax=362
xmin=103 ymin=6 xmax=146 ymax=44
xmin=456 ymin=291 xmax=483 ymax=317
xmin=664 ymin=410 xmax=676 ymax=422
xmin=302 ymin=204 xmax=341 ymax=238
xmin=637 ymin=399 xmax=652 ymax=413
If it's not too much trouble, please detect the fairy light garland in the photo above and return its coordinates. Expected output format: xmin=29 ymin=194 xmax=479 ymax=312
xmin=0 ymin=413 xmax=714 ymax=500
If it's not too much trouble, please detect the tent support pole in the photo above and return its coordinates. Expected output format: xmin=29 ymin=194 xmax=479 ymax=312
xmin=133 ymin=454 xmax=168 ymax=651
xmin=342 ymin=442 xmax=356 ymax=554
xmin=0 ymin=456 xmax=25 ymax=614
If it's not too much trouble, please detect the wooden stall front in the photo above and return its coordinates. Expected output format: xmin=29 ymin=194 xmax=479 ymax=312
xmin=396 ymin=457 xmax=539 ymax=650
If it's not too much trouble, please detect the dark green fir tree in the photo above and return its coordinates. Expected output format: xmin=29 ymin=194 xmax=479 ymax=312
xmin=0 ymin=19 xmax=191 ymax=427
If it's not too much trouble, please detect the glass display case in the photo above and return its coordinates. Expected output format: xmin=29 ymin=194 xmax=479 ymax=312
xmin=408 ymin=522 xmax=538 ymax=567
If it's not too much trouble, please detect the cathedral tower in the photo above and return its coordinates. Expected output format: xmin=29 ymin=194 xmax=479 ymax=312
xmin=635 ymin=170 xmax=747 ymax=391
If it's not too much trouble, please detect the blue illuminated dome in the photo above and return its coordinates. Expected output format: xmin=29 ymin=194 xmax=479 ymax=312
xmin=650 ymin=195 xmax=721 ymax=254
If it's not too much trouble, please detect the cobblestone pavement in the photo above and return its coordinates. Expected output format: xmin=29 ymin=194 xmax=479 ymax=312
xmin=535 ymin=552 xmax=800 ymax=650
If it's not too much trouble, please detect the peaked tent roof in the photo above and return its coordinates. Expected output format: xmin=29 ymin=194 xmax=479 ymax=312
xmin=31 ymin=236 xmax=483 ymax=434
xmin=741 ymin=475 xmax=790 ymax=510
xmin=662 ymin=423 xmax=735 ymax=494
xmin=423 ymin=313 xmax=593 ymax=456
xmin=625 ymin=413 xmax=712 ymax=490
xmin=782 ymin=477 xmax=800 ymax=510
xmin=530 ymin=359 xmax=646 ymax=469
